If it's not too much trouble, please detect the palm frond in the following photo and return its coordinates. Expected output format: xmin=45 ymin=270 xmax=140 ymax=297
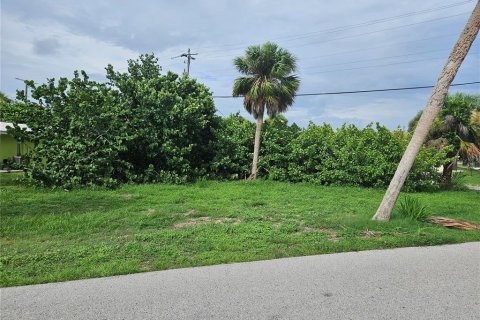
xmin=458 ymin=140 xmax=480 ymax=163
xmin=233 ymin=42 xmax=300 ymax=119
xmin=233 ymin=57 xmax=250 ymax=75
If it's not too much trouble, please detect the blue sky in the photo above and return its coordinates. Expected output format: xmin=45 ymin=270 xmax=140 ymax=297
xmin=1 ymin=0 xmax=479 ymax=128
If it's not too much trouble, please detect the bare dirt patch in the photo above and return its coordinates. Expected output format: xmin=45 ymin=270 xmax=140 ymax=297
xmin=303 ymin=226 xmax=339 ymax=242
xmin=174 ymin=217 xmax=241 ymax=229
xmin=361 ymin=230 xmax=383 ymax=238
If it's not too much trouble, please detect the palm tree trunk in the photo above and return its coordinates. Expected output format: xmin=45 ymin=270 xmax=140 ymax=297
xmin=442 ymin=160 xmax=456 ymax=185
xmin=373 ymin=2 xmax=480 ymax=221
xmin=250 ymin=113 xmax=264 ymax=180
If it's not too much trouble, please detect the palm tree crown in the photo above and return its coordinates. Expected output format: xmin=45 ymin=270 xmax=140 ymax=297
xmin=233 ymin=42 xmax=300 ymax=118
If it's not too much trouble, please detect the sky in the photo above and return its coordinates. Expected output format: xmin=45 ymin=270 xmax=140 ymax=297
xmin=1 ymin=0 xmax=479 ymax=129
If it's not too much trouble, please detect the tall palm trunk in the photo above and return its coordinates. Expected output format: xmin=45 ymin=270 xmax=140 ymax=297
xmin=442 ymin=160 xmax=456 ymax=185
xmin=373 ymin=2 xmax=480 ymax=221
xmin=442 ymin=149 xmax=458 ymax=185
xmin=250 ymin=112 xmax=264 ymax=179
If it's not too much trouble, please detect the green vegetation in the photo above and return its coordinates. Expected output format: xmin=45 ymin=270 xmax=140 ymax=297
xmin=0 ymin=55 xmax=219 ymax=188
xmin=409 ymin=93 xmax=480 ymax=185
xmin=233 ymin=42 xmax=300 ymax=179
xmin=1 ymin=173 xmax=479 ymax=287
xmin=1 ymin=53 xmax=454 ymax=190
xmin=1 ymin=53 xmax=478 ymax=288
xmin=462 ymin=169 xmax=480 ymax=185
xmin=397 ymin=196 xmax=429 ymax=221
xmin=456 ymin=163 xmax=480 ymax=186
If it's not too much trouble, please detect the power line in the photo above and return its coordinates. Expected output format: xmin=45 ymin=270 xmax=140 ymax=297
xmin=212 ymin=81 xmax=480 ymax=98
xmin=303 ymin=56 xmax=446 ymax=75
xmin=202 ymin=46 xmax=455 ymax=75
xmin=294 ymin=33 xmax=459 ymax=61
xmin=200 ymin=11 xmax=470 ymax=59
xmin=196 ymin=0 xmax=473 ymax=53
xmin=303 ymin=52 xmax=478 ymax=75
xmin=158 ymin=2 xmax=472 ymax=73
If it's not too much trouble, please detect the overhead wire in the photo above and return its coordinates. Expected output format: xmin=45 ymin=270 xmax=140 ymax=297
xmin=211 ymin=81 xmax=480 ymax=98
xmin=200 ymin=11 xmax=469 ymax=61
xmin=195 ymin=0 xmax=473 ymax=53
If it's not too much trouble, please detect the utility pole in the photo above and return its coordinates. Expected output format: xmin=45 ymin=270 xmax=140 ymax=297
xmin=15 ymin=78 xmax=30 ymax=102
xmin=171 ymin=48 xmax=198 ymax=76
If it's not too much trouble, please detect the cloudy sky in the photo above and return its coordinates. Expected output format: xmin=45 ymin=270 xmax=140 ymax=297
xmin=1 ymin=0 xmax=479 ymax=128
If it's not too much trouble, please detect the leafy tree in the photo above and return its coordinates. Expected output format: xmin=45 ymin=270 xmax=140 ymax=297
xmin=106 ymin=54 xmax=220 ymax=183
xmin=233 ymin=42 xmax=300 ymax=179
xmin=23 ymin=71 xmax=131 ymax=188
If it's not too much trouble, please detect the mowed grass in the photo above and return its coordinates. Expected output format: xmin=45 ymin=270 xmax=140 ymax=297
xmin=1 ymin=173 xmax=479 ymax=287
xmin=456 ymin=165 xmax=480 ymax=186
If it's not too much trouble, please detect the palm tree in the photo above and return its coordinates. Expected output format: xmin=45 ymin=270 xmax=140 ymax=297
xmin=439 ymin=93 xmax=480 ymax=183
xmin=233 ymin=42 xmax=300 ymax=179
xmin=408 ymin=93 xmax=480 ymax=184
xmin=373 ymin=2 xmax=480 ymax=221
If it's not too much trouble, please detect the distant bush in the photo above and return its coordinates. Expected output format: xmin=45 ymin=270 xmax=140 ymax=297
xmin=212 ymin=118 xmax=447 ymax=191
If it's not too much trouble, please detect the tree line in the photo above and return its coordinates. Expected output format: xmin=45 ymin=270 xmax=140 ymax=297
xmin=0 ymin=52 xmax=477 ymax=190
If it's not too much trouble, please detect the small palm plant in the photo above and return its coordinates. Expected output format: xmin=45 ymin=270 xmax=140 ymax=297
xmin=233 ymin=42 xmax=300 ymax=179
xmin=397 ymin=196 xmax=429 ymax=222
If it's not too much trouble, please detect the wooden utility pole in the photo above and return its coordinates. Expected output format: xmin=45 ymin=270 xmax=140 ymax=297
xmin=373 ymin=1 xmax=480 ymax=221
xmin=172 ymin=48 xmax=198 ymax=76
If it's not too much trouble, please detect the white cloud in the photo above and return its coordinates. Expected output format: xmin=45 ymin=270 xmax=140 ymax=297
xmin=1 ymin=12 xmax=138 ymax=92
xmin=1 ymin=0 xmax=478 ymax=128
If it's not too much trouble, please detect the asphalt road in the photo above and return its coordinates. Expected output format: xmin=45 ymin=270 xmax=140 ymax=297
xmin=1 ymin=242 xmax=479 ymax=320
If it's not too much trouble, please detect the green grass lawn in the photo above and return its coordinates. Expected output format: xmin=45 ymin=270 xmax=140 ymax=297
xmin=456 ymin=164 xmax=480 ymax=186
xmin=1 ymin=173 xmax=479 ymax=287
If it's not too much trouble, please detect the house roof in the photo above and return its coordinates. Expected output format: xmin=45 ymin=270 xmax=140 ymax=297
xmin=0 ymin=121 xmax=30 ymax=135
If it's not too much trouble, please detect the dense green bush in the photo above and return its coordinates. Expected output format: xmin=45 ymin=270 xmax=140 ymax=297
xmin=259 ymin=116 xmax=301 ymax=180
xmin=3 ymin=55 xmax=220 ymax=188
xmin=22 ymin=71 xmax=131 ymax=188
xmin=106 ymin=54 xmax=220 ymax=183
xmin=210 ymin=113 xmax=254 ymax=180
xmin=212 ymin=118 xmax=448 ymax=191
xmin=2 ymin=54 xmax=449 ymax=191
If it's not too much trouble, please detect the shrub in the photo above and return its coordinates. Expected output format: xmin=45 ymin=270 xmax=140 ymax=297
xmin=21 ymin=71 xmax=131 ymax=188
xmin=210 ymin=113 xmax=254 ymax=180
xmin=397 ymin=196 xmax=429 ymax=221
xmin=259 ymin=115 xmax=301 ymax=181
xmin=106 ymin=54 xmax=220 ymax=183
xmin=7 ymin=55 xmax=221 ymax=188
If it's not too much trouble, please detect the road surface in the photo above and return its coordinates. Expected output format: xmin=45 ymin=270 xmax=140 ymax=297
xmin=1 ymin=242 xmax=479 ymax=319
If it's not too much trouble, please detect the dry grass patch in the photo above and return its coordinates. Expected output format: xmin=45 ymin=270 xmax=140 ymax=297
xmin=302 ymin=226 xmax=339 ymax=242
xmin=174 ymin=217 xmax=241 ymax=229
xmin=361 ymin=230 xmax=383 ymax=238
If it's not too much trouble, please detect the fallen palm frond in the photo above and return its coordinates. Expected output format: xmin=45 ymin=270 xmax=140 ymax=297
xmin=427 ymin=216 xmax=480 ymax=231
